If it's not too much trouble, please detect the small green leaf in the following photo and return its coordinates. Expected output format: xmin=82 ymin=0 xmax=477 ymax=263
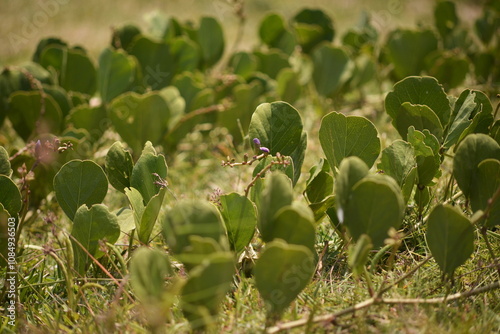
xmin=393 ymin=102 xmax=443 ymax=141
xmin=407 ymin=127 xmax=441 ymax=187
xmin=335 ymin=156 xmax=369 ymax=220
xmin=254 ymin=239 xmax=315 ymax=321
xmin=130 ymin=142 xmax=168 ymax=204
xmin=219 ymin=193 xmax=257 ymax=255
xmin=453 ymin=134 xmax=500 ymax=198
xmin=129 ymin=247 xmax=173 ymax=303
xmin=0 ymin=146 xmax=12 ymax=176
xmin=138 ymin=188 xmax=166 ymax=244
xmin=181 ymin=252 xmax=234 ymax=331
xmin=111 ymin=24 xmax=141 ymax=50
xmin=305 ymin=159 xmax=333 ymax=203
xmin=258 ymin=172 xmax=293 ymax=242
xmin=105 ymin=142 xmax=134 ymax=193
xmin=319 ymin=111 xmax=380 ymax=171
xmin=54 ymin=160 xmax=109 ymax=221
xmin=71 ymin=204 xmax=120 ymax=275
xmin=312 ymin=44 xmax=350 ymax=96
xmin=426 ymin=204 xmax=474 ymax=277
xmin=348 ymin=234 xmax=373 ymax=277
xmin=377 ymin=140 xmax=416 ymax=188
xmin=254 ymin=50 xmax=291 ymax=79
xmin=259 ymin=13 xmax=295 ymax=55
xmin=0 ymin=175 xmax=22 ymax=216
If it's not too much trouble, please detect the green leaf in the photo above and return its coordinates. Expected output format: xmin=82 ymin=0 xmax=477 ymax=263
xmin=305 ymin=159 xmax=333 ymax=203
xmin=129 ymin=247 xmax=173 ymax=303
xmin=7 ymin=91 xmax=62 ymax=141
xmin=343 ymin=175 xmax=405 ymax=247
xmin=254 ymin=239 xmax=315 ymax=321
xmin=254 ymin=50 xmax=291 ymax=79
xmin=181 ymin=252 xmax=234 ymax=331
xmin=248 ymin=101 xmax=306 ymax=184
xmin=426 ymin=204 xmax=474 ymax=277
xmin=39 ymin=45 xmax=96 ymax=95
xmin=229 ymin=52 xmax=258 ymax=80
xmin=269 ymin=205 xmax=316 ymax=253
xmin=385 ymin=76 xmax=451 ymax=136
xmin=0 ymin=146 xmax=12 ymax=176
xmin=98 ymin=48 xmax=141 ymax=104
xmin=408 ymin=127 xmax=441 ymax=187
xmin=128 ymin=35 xmax=173 ymax=90
xmin=434 ymin=1 xmax=459 ymax=39
xmin=138 ymin=188 xmax=166 ymax=244
xmin=171 ymin=36 xmax=201 ymax=74
xmin=162 ymin=200 xmax=225 ymax=256
xmin=393 ymin=102 xmax=444 ymax=141
xmin=472 ymin=159 xmax=500 ymax=227
xmin=453 ymin=134 xmax=500 ymax=198
xmin=384 ymin=29 xmax=438 ymax=79
xmin=42 ymin=84 xmax=72 ymax=118
xmin=426 ymin=51 xmax=468 ymax=89
xmin=348 ymin=234 xmax=373 ymax=277
xmin=105 ymin=141 xmax=134 ymax=193
xmin=258 ymin=172 xmax=293 ymax=242
xmin=111 ymin=24 xmax=141 ymax=50
xmin=454 ymin=91 xmax=494 ymax=147
xmin=130 ymin=142 xmax=168 ymax=204
xmin=475 ymin=10 xmax=496 ymax=46
xmin=312 ymin=44 xmax=350 ymax=96
xmin=219 ymin=193 xmax=257 ymax=255
xmin=259 ymin=13 xmax=295 ymax=55
xmin=0 ymin=204 xmax=12 ymax=267
xmin=335 ymin=156 xmax=369 ymax=220
xmin=54 ymin=160 xmax=109 ymax=221
xmin=444 ymin=90 xmax=479 ymax=148
xmin=292 ymin=9 xmax=335 ymax=53
xmin=319 ymin=111 xmax=380 ymax=171
xmin=67 ymin=104 xmax=107 ymax=141
xmin=377 ymin=140 xmax=416 ymax=188
xmin=71 ymin=204 xmax=120 ymax=275
xmin=277 ymin=68 xmax=302 ymax=104
xmin=108 ymin=92 xmax=170 ymax=154
xmin=197 ymin=17 xmax=225 ymax=68
xmin=0 ymin=175 xmax=22 ymax=216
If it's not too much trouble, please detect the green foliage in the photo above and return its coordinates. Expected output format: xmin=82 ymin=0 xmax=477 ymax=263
xmin=319 ymin=111 xmax=380 ymax=171
xmin=54 ymin=160 xmax=109 ymax=220
xmin=0 ymin=175 xmax=22 ymax=216
xmin=0 ymin=146 xmax=12 ymax=176
xmin=292 ymin=8 xmax=335 ymax=53
xmin=259 ymin=13 xmax=295 ymax=55
xmin=312 ymin=44 xmax=350 ymax=96
xmin=197 ymin=17 xmax=225 ymax=68
xmin=426 ymin=204 xmax=474 ymax=277
xmin=105 ymin=141 xmax=134 ymax=193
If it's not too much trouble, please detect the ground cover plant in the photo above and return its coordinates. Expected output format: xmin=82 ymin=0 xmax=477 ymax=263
xmin=1 ymin=0 xmax=500 ymax=333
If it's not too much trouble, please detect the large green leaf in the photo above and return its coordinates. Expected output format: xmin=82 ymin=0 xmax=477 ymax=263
xmin=105 ymin=141 xmax=134 ymax=193
xmin=71 ymin=204 xmax=120 ymax=275
xmin=181 ymin=252 xmax=234 ymax=331
xmin=197 ymin=17 xmax=224 ymax=68
xmin=472 ymin=159 xmax=500 ymax=227
xmin=254 ymin=239 xmax=315 ymax=321
xmin=39 ymin=45 xmax=96 ymax=95
xmin=384 ymin=29 xmax=438 ymax=79
xmin=319 ymin=111 xmax=380 ymax=171
xmin=54 ymin=160 xmax=109 ymax=221
xmin=162 ymin=200 xmax=225 ymax=256
xmin=171 ymin=36 xmax=201 ymax=74
xmin=393 ymin=102 xmax=444 ymax=141
xmin=426 ymin=204 xmax=474 ymax=277
xmin=453 ymin=134 xmax=500 ymax=198
xmin=129 ymin=247 xmax=173 ymax=303
xmin=292 ymin=9 xmax=335 ymax=53
xmin=7 ymin=91 xmax=62 ymax=141
xmin=0 ymin=175 xmax=22 ymax=216
xmin=343 ymin=175 xmax=405 ymax=247
xmin=385 ymin=76 xmax=451 ymax=137
xmin=258 ymin=172 xmax=293 ymax=242
xmin=219 ymin=193 xmax=257 ymax=255
xmin=248 ymin=102 xmax=306 ymax=184
xmin=269 ymin=205 xmax=316 ymax=253
xmin=108 ymin=92 xmax=170 ymax=154
xmin=312 ymin=44 xmax=350 ymax=96
xmin=98 ymin=47 xmax=141 ymax=104
xmin=130 ymin=142 xmax=168 ymax=204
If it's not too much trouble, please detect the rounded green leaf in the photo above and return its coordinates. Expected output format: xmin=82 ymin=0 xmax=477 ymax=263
xmin=385 ymin=76 xmax=451 ymax=135
xmin=108 ymin=92 xmax=170 ymax=154
xmin=105 ymin=141 xmax=134 ymax=193
xmin=0 ymin=175 xmax=22 ymax=216
xmin=0 ymin=146 xmax=12 ymax=176
xmin=407 ymin=127 xmax=441 ymax=187
xmin=129 ymin=247 xmax=173 ymax=303
xmin=312 ymin=44 xmax=350 ymax=96
xmin=377 ymin=140 xmax=417 ymax=188
xmin=54 ymin=160 xmax=109 ymax=220
xmin=434 ymin=1 xmax=459 ymax=39
xmin=292 ymin=9 xmax=335 ymax=53
xmin=67 ymin=104 xmax=107 ymax=142
xmin=343 ymin=176 xmax=405 ymax=247
xmin=254 ymin=239 xmax=315 ymax=319
xmin=427 ymin=52 xmax=468 ymax=89
xmin=335 ymin=157 xmax=369 ymax=218
xmin=248 ymin=101 xmax=306 ymax=184
xmin=269 ymin=206 xmax=316 ymax=253
xmin=219 ymin=193 xmax=257 ymax=255
xmin=71 ymin=204 xmax=120 ymax=274
xmin=259 ymin=13 xmax=295 ymax=55
xmin=319 ymin=111 xmax=380 ymax=171
xmin=197 ymin=17 xmax=224 ymax=68
xmin=473 ymin=159 xmax=500 ymax=227
xmin=426 ymin=204 xmax=474 ymax=277
xmin=111 ymin=24 xmax=141 ymax=50
xmin=393 ymin=102 xmax=444 ymax=141
xmin=454 ymin=134 xmax=500 ymax=198
xmin=254 ymin=50 xmax=291 ymax=79
xmin=277 ymin=68 xmax=302 ymax=104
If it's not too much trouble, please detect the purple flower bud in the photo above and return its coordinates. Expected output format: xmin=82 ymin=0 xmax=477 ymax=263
xmin=260 ymin=146 xmax=270 ymax=153
xmin=253 ymin=138 xmax=261 ymax=146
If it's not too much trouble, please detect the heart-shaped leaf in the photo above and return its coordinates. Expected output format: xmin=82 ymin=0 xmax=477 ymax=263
xmin=385 ymin=76 xmax=450 ymax=132
xmin=248 ymin=102 xmax=306 ymax=184
xmin=219 ymin=193 xmax=257 ymax=255
xmin=319 ymin=111 xmax=380 ymax=171
xmin=108 ymin=92 xmax=170 ymax=154
xmin=130 ymin=142 xmax=168 ymax=204
xmin=54 ymin=160 xmax=108 ymax=221
xmin=105 ymin=141 xmax=134 ymax=193
xmin=0 ymin=175 xmax=22 ymax=216
xmin=453 ymin=134 xmax=500 ymax=198
xmin=426 ymin=204 xmax=474 ymax=277
xmin=254 ymin=239 xmax=315 ymax=322
xmin=71 ymin=204 xmax=120 ymax=275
